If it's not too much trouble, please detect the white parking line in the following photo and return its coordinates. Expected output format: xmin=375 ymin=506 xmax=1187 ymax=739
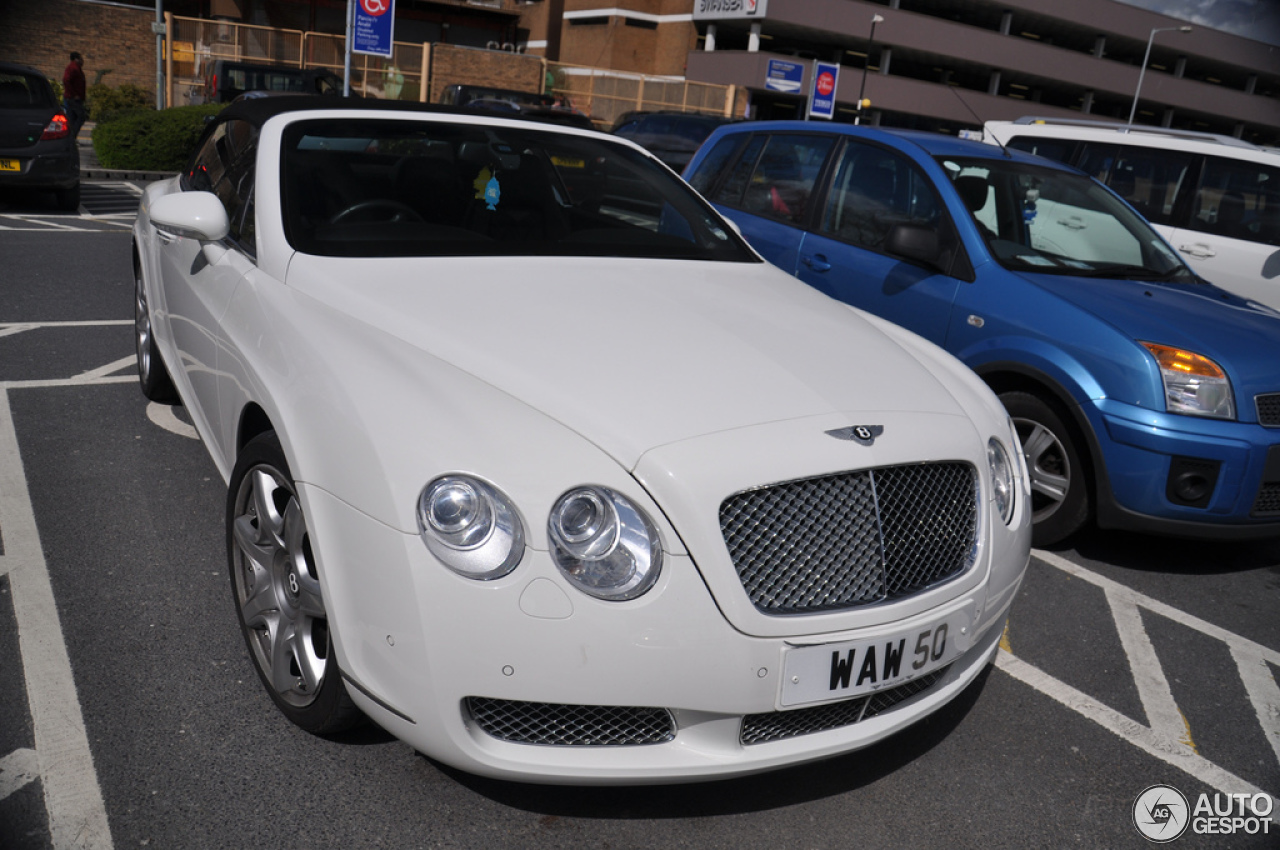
xmin=0 ymin=389 xmax=114 ymax=849
xmin=1000 ymin=548 xmax=1280 ymax=821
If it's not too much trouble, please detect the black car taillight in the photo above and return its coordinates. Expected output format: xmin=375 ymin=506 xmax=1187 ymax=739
xmin=41 ymin=114 xmax=71 ymax=141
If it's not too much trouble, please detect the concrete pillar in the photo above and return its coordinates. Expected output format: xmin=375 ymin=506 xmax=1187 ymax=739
xmin=1161 ymin=108 xmax=1174 ymax=127
xmin=1081 ymin=90 xmax=1094 ymax=113
xmin=879 ymin=47 xmax=892 ymax=76
xmin=705 ymin=23 xmax=716 ymax=52
xmin=1093 ymin=36 xmax=1106 ymax=58
xmin=748 ymin=22 xmax=761 ymax=53
xmin=1000 ymin=12 xmax=1012 ymax=35
xmin=988 ymin=70 xmax=1001 ymax=96
xmin=1246 ymin=75 xmax=1257 ymax=94
xmin=1174 ymin=56 xmax=1186 ymax=78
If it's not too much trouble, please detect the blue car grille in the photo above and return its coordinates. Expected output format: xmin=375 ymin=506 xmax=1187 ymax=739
xmin=719 ymin=463 xmax=979 ymax=614
xmin=1257 ymin=393 xmax=1280 ymax=428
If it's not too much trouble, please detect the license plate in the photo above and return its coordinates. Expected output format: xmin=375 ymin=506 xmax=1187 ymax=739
xmin=780 ymin=609 xmax=971 ymax=708
xmin=0 ymin=159 xmax=20 ymax=172
xmin=551 ymin=155 xmax=585 ymax=169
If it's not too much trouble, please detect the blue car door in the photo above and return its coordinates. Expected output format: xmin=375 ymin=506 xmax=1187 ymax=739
xmin=794 ymin=139 xmax=965 ymax=346
xmin=697 ymin=132 xmax=837 ymax=276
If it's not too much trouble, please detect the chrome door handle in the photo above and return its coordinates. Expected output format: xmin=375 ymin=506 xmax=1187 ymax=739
xmin=1178 ymin=243 xmax=1216 ymax=259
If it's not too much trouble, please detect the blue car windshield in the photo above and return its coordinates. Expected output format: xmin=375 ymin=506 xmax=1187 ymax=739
xmin=937 ymin=156 xmax=1196 ymax=282
xmin=280 ymin=118 xmax=757 ymax=262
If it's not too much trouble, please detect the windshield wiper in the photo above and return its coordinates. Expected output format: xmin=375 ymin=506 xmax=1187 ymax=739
xmin=1070 ymin=264 xmax=1195 ymax=282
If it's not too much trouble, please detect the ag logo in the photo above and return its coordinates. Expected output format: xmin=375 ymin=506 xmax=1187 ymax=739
xmin=1133 ymin=784 xmax=1189 ymax=843
xmin=825 ymin=425 xmax=883 ymax=446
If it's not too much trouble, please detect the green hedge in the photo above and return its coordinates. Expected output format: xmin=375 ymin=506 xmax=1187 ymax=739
xmin=92 ymin=103 xmax=224 ymax=171
xmin=88 ymin=82 xmax=155 ymax=123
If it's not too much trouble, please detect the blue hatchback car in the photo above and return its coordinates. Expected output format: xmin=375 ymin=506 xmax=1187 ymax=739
xmin=684 ymin=121 xmax=1280 ymax=546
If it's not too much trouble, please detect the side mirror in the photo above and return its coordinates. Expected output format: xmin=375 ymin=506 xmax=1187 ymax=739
xmin=886 ymin=222 xmax=940 ymax=265
xmin=149 ymin=191 xmax=230 ymax=242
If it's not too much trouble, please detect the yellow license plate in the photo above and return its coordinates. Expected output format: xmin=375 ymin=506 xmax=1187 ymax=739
xmin=0 ymin=159 xmax=21 ymax=172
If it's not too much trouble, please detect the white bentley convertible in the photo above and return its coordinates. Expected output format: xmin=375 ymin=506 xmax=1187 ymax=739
xmin=132 ymin=97 xmax=1030 ymax=783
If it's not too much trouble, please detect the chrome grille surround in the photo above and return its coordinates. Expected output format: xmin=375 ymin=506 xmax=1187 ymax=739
xmin=466 ymin=698 xmax=676 ymax=746
xmin=740 ymin=666 xmax=950 ymax=745
xmin=1257 ymin=393 xmax=1280 ymax=428
xmin=719 ymin=463 xmax=979 ymax=614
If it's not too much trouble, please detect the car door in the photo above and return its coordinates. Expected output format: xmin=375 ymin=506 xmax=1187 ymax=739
xmin=794 ymin=139 xmax=964 ymax=345
xmin=698 ymin=131 xmax=836 ymax=275
xmin=1167 ymin=154 xmax=1280 ymax=308
xmin=159 ymin=117 xmax=258 ymax=454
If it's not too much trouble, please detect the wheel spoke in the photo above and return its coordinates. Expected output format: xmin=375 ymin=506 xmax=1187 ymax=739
xmin=270 ymin=620 xmax=303 ymax=694
xmin=292 ymin=623 xmax=326 ymax=694
xmin=258 ymin=469 xmax=288 ymax=534
xmin=1029 ymin=468 xmax=1069 ymax=503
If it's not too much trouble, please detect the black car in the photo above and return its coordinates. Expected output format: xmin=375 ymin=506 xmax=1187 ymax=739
xmin=0 ymin=61 xmax=80 ymax=211
xmin=201 ymin=60 xmax=344 ymax=104
xmin=611 ymin=110 xmax=736 ymax=172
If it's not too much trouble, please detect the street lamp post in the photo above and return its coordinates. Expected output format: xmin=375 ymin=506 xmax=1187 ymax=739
xmin=855 ymin=14 xmax=884 ymax=125
xmin=1126 ymin=24 xmax=1192 ymax=128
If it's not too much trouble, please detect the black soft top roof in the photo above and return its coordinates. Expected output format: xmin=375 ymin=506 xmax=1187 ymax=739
xmin=217 ymin=95 xmax=475 ymax=128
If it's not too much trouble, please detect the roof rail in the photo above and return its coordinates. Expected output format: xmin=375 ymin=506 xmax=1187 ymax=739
xmin=1001 ymin=116 xmax=1259 ymax=150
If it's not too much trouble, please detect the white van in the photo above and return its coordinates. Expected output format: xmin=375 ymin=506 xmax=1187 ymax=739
xmin=983 ymin=117 xmax=1280 ymax=311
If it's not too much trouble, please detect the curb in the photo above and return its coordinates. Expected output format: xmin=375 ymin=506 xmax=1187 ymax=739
xmin=82 ymin=167 xmax=177 ymax=181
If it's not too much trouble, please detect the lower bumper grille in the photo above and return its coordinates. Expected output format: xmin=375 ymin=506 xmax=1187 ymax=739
xmin=740 ymin=666 xmax=950 ymax=746
xmin=466 ymin=698 xmax=676 ymax=746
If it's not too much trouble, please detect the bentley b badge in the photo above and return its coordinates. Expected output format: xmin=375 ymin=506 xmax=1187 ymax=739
xmin=825 ymin=425 xmax=884 ymax=445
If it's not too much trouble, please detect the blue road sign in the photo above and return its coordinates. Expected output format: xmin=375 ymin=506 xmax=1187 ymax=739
xmin=353 ymin=0 xmax=395 ymax=58
xmin=808 ymin=60 xmax=839 ymax=120
xmin=765 ymin=59 xmax=803 ymax=94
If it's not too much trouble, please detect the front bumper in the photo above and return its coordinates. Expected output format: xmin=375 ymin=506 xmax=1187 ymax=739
xmin=302 ymin=484 xmax=1025 ymax=784
xmin=1091 ymin=398 xmax=1280 ymax=537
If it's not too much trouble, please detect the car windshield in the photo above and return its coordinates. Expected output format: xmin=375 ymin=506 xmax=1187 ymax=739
xmin=937 ymin=156 xmax=1196 ymax=282
xmin=281 ymin=117 xmax=754 ymax=261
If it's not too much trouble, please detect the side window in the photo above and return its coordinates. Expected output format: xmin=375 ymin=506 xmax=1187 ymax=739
xmin=706 ymin=134 xmax=766 ymax=205
xmin=1006 ymin=136 xmax=1076 ymax=165
xmin=715 ymin=134 xmax=834 ymax=225
xmin=183 ymin=122 xmax=229 ymax=193
xmin=685 ymin=133 xmax=746 ymax=196
xmin=819 ymin=142 xmax=943 ymax=253
xmin=182 ymin=119 xmax=258 ymax=254
xmin=1091 ymin=144 xmax=1194 ymax=227
xmin=1187 ymin=156 xmax=1280 ymax=246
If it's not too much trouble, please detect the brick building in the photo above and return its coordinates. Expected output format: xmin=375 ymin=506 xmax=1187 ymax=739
xmin=3 ymin=0 xmax=1277 ymax=144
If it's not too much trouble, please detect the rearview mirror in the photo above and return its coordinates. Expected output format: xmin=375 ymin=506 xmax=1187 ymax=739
xmin=149 ymin=191 xmax=230 ymax=242
xmin=886 ymin=223 xmax=940 ymax=265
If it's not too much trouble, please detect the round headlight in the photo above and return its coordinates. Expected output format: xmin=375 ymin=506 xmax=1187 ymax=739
xmin=418 ymin=475 xmax=524 ymax=579
xmin=988 ymin=436 xmax=1017 ymax=525
xmin=548 ymin=486 xmax=662 ymax=601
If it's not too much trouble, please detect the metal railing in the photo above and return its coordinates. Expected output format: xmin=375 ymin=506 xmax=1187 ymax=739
xmin=162 ymin=13 xmax=740 ymax=125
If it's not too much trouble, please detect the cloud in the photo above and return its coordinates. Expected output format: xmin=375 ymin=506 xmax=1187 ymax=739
xmin=1113 ymin=0 xmax=1280 ymax=45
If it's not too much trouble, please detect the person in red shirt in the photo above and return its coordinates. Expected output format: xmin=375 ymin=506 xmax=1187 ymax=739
xmin=62 ymin=51 xmax=86 ymax=138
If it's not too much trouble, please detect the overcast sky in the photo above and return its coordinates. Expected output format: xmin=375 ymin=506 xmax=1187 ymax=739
xmin=1113 ymin=0 xmax=1280 ymax=46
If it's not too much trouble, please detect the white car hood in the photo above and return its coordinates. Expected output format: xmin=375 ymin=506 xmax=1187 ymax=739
xmin=285 ymin=254 xmax=965 ymax=469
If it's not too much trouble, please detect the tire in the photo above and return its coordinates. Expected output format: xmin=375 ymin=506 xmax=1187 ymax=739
xmin=227 ymin=432 xmax=362 ymax=735
xmin=54 ymin=183 xmax=80 ymax=212
xmin=1000 ymin=390 xmax=1091 ymax=547
xmin=133 ymin=261 xmax=178 ymax=402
